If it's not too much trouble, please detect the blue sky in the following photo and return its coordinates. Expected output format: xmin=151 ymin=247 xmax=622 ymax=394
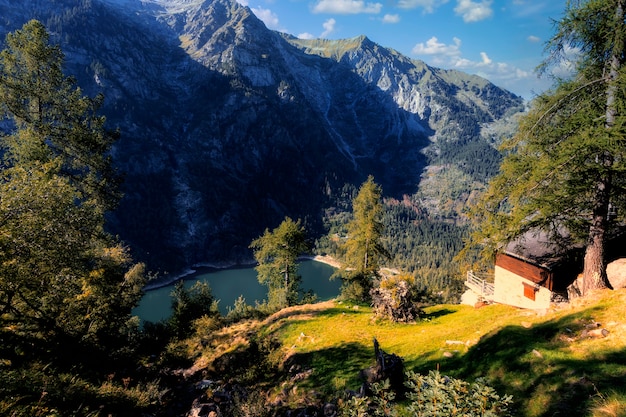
xmin=235 ymin=0 xmax=570 ymax=100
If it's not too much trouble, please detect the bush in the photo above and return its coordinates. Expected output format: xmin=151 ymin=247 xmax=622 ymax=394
xmin=226 ymin=295 xmax=259 ymax=322
xmin=169 ymin=281 xmax=219 ymax=337
xmin=339 ymin=380 xmax=398 ymax=417
xmin=338 ymin=271 xmax=373 ymax=302
xmin=338 ymin=371 xmax=513 ymax=417
xmin=405 ymin=370 xmax=513 ymax=416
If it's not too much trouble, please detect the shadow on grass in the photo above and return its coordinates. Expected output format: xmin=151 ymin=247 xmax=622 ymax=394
xmin=284 ymin=341 xmax=374 ymax=395
xmin=410 ymin=305 xmax=626 ymax=417
xmin=422 ymin=307 xmax=456 ymax=320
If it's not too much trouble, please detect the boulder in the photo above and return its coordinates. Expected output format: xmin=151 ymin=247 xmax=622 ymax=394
xmin=607 ymin=258 xmax=626 ymax=289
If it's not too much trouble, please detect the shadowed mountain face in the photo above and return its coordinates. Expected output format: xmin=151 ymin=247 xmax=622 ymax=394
xmin=0 ymin=0 xmax=524 ymax=273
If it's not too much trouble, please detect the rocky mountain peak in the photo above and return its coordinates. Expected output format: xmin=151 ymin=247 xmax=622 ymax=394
xmin=0 ymin=0 xmax=524 ymax=272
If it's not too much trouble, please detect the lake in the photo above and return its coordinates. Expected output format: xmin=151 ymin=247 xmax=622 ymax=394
xmin=134 ymin=259 xmax=340 ymax=323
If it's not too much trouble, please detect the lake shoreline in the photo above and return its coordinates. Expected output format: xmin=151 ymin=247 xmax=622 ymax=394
xmin=142 ymin=255 xmax=341 ymax=291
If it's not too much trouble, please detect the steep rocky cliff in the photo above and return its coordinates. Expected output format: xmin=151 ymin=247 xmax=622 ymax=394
xmin=0 ymin=0 xmax=524 ymax=273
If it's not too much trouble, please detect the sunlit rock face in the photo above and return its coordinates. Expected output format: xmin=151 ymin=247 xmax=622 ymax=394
xmin=0 ymin=0 xmax=524 ymax=273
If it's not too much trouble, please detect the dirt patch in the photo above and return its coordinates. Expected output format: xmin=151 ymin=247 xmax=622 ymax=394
xmin=263 ymin=301 xmax=336 ymax=324
xmin=308 ymin=255 xmax=342 ymax=269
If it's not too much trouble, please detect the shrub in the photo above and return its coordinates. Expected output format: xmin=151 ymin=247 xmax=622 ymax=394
xmin=338 ymin=371 xmax=513 ymax=417
xmin=405 ymin=370 xmax=513 ymax=416
xmin=226 ymin=295 xmax=258 ymax=322
xmin=338 ymin=380 xmax=397 ymax=417
xmin=339 ymin=272 xmax=373 ymax=302
xmin=169 ymin=281 xmax=219 ymax=337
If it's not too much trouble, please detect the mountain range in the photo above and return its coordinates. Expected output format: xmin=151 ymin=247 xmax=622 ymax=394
xmin=0 ymin=0 xmax=525 ymax=274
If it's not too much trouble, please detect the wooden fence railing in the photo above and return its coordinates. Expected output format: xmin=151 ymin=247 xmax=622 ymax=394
xmin=465 ymin=271 xmax=494 ymax=298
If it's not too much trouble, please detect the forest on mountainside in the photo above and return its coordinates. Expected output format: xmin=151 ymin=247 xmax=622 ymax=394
xmin=315 ymin=180 xmax=470 ymax=303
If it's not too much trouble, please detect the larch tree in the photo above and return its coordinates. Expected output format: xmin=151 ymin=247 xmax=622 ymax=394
xmin=466 ymin=0 xmax=626 ymax=295
xmin=0 ymin=20 xmax=145 ymax=363
xmin=338 ymin=175 xmax=390 ymax=301
xmin=250 ymin=217 xmax=309 ymax=309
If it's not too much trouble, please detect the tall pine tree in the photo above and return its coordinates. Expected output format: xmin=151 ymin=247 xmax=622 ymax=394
xmin=337 ymin=175 xmax=389 ymax=301
xmin=250 ymin=217 xmax=308 ymax=309
xmin=466 ymin=0 xmax=626 ymax=295
xmin=0 ymin=20 xmax=144 ymax=363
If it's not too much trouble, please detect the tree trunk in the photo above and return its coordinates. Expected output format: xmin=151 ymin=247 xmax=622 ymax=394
xmin=582 ymin=205 xmax=611 ymax=295
xmin=582 ymin=0 xmax=624 ymax=294
xmin=363 ymin=239 xmax=369 ymax=272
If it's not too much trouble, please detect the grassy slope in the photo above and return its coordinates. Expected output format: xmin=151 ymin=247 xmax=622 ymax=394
xmin=191 ymin=289 xmax=626 ymax=416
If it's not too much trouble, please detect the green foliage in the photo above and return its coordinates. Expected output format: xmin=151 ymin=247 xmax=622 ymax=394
xmin=0 ymin=20 xmax=145 ymax=359
xmin=250 ymin=217 xmax=309 ymax=310
xmin=169 ymin=281 xmax=219 ymax=338
xmin=369 ymin=379 xmax=399 ymax=417
xmin=0 ymin=20 xmax=149 ymax=416
xmin=226 ymin=295 xmax=262 ymax=323
xmin=337 ymin=372 xmax=512 ymax=417
xmin=437 ymin=140 xmax=503 ymax=183
xmin=319 ymin=191 xmax=468 ymax=303
xmin=337 ymin=272 xmax=373 ymax=302
xmin=464 ymin=0 xmax=626 ymax=291
xmin=405 ymin=370 xmax=513 ymax=417
xmin=0 ymin=20 xmax=121 ymax=210
xmin=465 ymin=76 xmax=626 ymax=255
xmin=335 ymin=176 xmax=390 ymax=301
xmin=0 ymin=361 xmax=161 ymax=417
xmin=339 ymin=396 xmax=370 ymax=417
xmin=344 ymin=176 xmax=389 ymax=274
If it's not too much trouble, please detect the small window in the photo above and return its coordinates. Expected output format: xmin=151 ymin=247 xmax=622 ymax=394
xmin=523 ymin=282 xmax=536 ymax=301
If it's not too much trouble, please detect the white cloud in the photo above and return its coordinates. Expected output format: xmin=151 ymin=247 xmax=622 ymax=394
xmin=382 ymin=14 xmax=400 ymax=23
xmin=412 ymin=36 xmax=540 ymax=98
xmin=412 ymin=36 xmax=462 ymax=58
xmin=454 ymin=55 xmax=535 ymax=98
xmin=397 ymin=0 xmax=449 ymax=13
xmin=251 ymin=6 xmax=280 ymax=29
xmin=313 ymin=0 xmax=382 ymax=14
xmin=549 ymin=44 xmax=579 ymax=79
xmin=454 ymin=0 xmax=493 ymax=22
xmin=321 ymin=18 xmax=337 ymax=37
xmin=510 ymin=0 xmax=548 ymax=18
xmin=298 ymin=32 xmax=315 ymax=40
xmin=527 ymin=35 xmax=540 ymax=43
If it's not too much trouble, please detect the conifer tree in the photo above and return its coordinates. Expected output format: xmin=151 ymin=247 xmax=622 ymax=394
xmin=250 ymin=217 xmax=309 ymax=309
xmin=338 ymin=175 xmax=389 ymax=301
xmin=0 ymin=20 xmax=144 ymax=362
xmin=466 ymin=0 xmax=626 ymax=295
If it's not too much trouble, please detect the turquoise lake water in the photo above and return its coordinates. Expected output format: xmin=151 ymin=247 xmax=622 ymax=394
xmin=134 ymin=260 xmax=340 ymax=323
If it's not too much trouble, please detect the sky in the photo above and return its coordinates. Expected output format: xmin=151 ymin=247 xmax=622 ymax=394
xmin=235 ymin=0 xmax=571 ymax=100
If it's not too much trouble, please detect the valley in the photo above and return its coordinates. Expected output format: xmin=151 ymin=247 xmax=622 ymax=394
xmin=2 ymin=2 xmax=626 ymax=415
xmin=0 ymin=0 xmax=524 ymax=281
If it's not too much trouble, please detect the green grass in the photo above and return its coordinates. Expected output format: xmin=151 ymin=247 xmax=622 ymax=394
xmin=187 ymin=290 xmax=626 ymax=415
xmin=251 ymin=290 xmax=626 ymax=416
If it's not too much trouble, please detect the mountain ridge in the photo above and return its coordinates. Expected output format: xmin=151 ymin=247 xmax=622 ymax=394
xmin=0 ymin=0 xmax=524 ymax=273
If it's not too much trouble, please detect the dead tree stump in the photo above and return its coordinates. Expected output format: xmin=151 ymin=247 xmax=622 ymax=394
xmin=360 ymin=338 xmax=404 ymax=397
